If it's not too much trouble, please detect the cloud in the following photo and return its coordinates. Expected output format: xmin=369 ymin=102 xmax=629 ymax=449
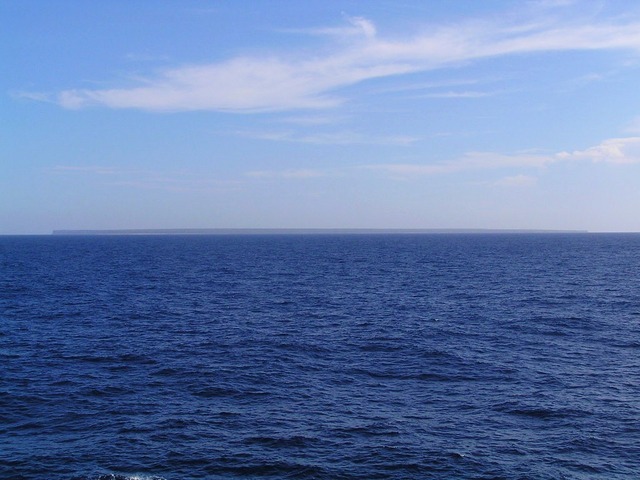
xmin=417 ymin=90 xmax=495 ymax=99
xmin=48 ymin=10 xmax=640 ymax=112
xmin=300 ymin=15 xmax=377 ymax=39
xmin=529 ymin=0 xmax=580 ymax=9
xmin=246 ymin=169 xmax=327 ymax=179
xmin=106 ymin=177 xmax=242 ymax=193
xmin=348 ymin=16 xmax=377 ymax=39
xmin=493 ymin=174 xmax=538 ymax=187
xmin=57 ymin=58 xmax=349 ymax=112
xmin=278 ymin=115 xmax=344 ymax=125
xmin=52 ymin=165 xmax=242 ymax=192
xmin=18 ymin=92 xmax=50 ymax=102
xmin=363 ymin=78 xmax=493 ymax=97
xmin=367 ymin=136 xmax=640 ymax=178
xmin=234 ymin=130 xmax=418 ymax=146
xmin=53 ymin=165 xmax=123 ymax=175
xmin=368 ymin=151 xmax=553 ymax=176
xmin=556 ymin=137 xmax=640 ymax=164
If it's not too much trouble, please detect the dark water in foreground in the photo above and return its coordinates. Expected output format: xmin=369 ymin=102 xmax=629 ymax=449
xmin=1 ymin=234 xmax=639 ymax=479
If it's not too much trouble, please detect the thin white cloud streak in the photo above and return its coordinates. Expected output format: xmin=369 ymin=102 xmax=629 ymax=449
xmin=52 ymin=10 xmax=640 ymax=112
xmin=369 ymin=136 xmax=640 ymax=176
xmin=13 ymin=91 xmax=55 ymax=103
xmin=233 ymin=130 xmax=418 ymax=146
xmin=361 ymin=78 xmax=486 ymax=96
xmin=369 ymin=152 xmax=553 ymax=176
xmin=53 ymin=165 xmax=123 ymax=175
xmin=53 ymin=165 xmax=243 ymax=192
xmin=416 ymin=90 xmax=495 ymax=99
xmin=107 ymin=178 xmax=243 ymax=193
xmin=533 ymin=0 xmax=579 ymax=7
xmin=246 ymin=169 xmax=327 ymax=179
xmin=277 ymin=115 xmax=345 ymax=126
xmin=294 ymin=15 xmax=377 ymax=38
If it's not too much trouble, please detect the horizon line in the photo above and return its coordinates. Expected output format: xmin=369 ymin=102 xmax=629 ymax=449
xmin=49 ymin=227 xmax=592 ymax=236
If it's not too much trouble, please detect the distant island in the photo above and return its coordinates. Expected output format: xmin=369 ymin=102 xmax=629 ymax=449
xmin=51 ymin=228 xmax=589 ymax=235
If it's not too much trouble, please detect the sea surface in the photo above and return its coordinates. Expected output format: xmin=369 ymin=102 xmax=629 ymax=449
xmin=1 ymin=233 xmax=639 ymax=479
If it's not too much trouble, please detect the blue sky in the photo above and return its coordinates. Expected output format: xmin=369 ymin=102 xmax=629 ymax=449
xmin=3 ymin=0 xmax=640 ymax=234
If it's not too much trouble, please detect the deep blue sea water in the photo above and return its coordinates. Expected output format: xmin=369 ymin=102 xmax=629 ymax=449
xmin=1 ymin=233 xmax=639 ymax=480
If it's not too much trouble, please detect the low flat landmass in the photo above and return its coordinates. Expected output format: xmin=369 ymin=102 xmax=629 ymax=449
xmin=51 ymin=228 xmax=589 ymax=235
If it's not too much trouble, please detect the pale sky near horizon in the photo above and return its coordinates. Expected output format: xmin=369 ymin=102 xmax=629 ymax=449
xmin=2 ymin=0 xmax=640 ymax=234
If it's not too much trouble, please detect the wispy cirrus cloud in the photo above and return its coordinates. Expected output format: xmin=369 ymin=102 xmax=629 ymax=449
xmin=45 ymin=9 xmax=640 ymax=113
xmin=277 ymin=115 xmax=346 ymax=126
xmin=291 ymin=15 xmax=377 ymax=39
xmin=368 ymin=151 xmax=553 ymax=176
xmin=106 ymin=177 xmax=243 ymax=193
xmin=233 ymin=129 xmax=418 ymax=146
xmin=417 ymin=90 xmax=496 ymax=99
xmin=367 ymin=136 xmax=640 ymax=177
xmin=56 ymin=58 xmax=350 ymax=112
xmin=53 ymin=165 xmax=124 ymax=175
xmin=246 ymin=169 xmax=328 ymax=179
xmin=52 ymin=165 xmax=242 ymax=192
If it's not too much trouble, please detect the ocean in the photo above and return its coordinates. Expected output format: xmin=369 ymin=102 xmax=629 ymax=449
xmin=1 ymin=233 xmax=639 ymax=479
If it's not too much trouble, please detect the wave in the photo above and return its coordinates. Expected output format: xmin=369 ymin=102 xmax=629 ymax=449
xmin=76 ymin=475 xmax=166 ymax=480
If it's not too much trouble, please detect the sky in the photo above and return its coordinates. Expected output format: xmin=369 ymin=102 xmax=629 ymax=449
xmin=2 ymin=0 xmax=640 ymax=234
